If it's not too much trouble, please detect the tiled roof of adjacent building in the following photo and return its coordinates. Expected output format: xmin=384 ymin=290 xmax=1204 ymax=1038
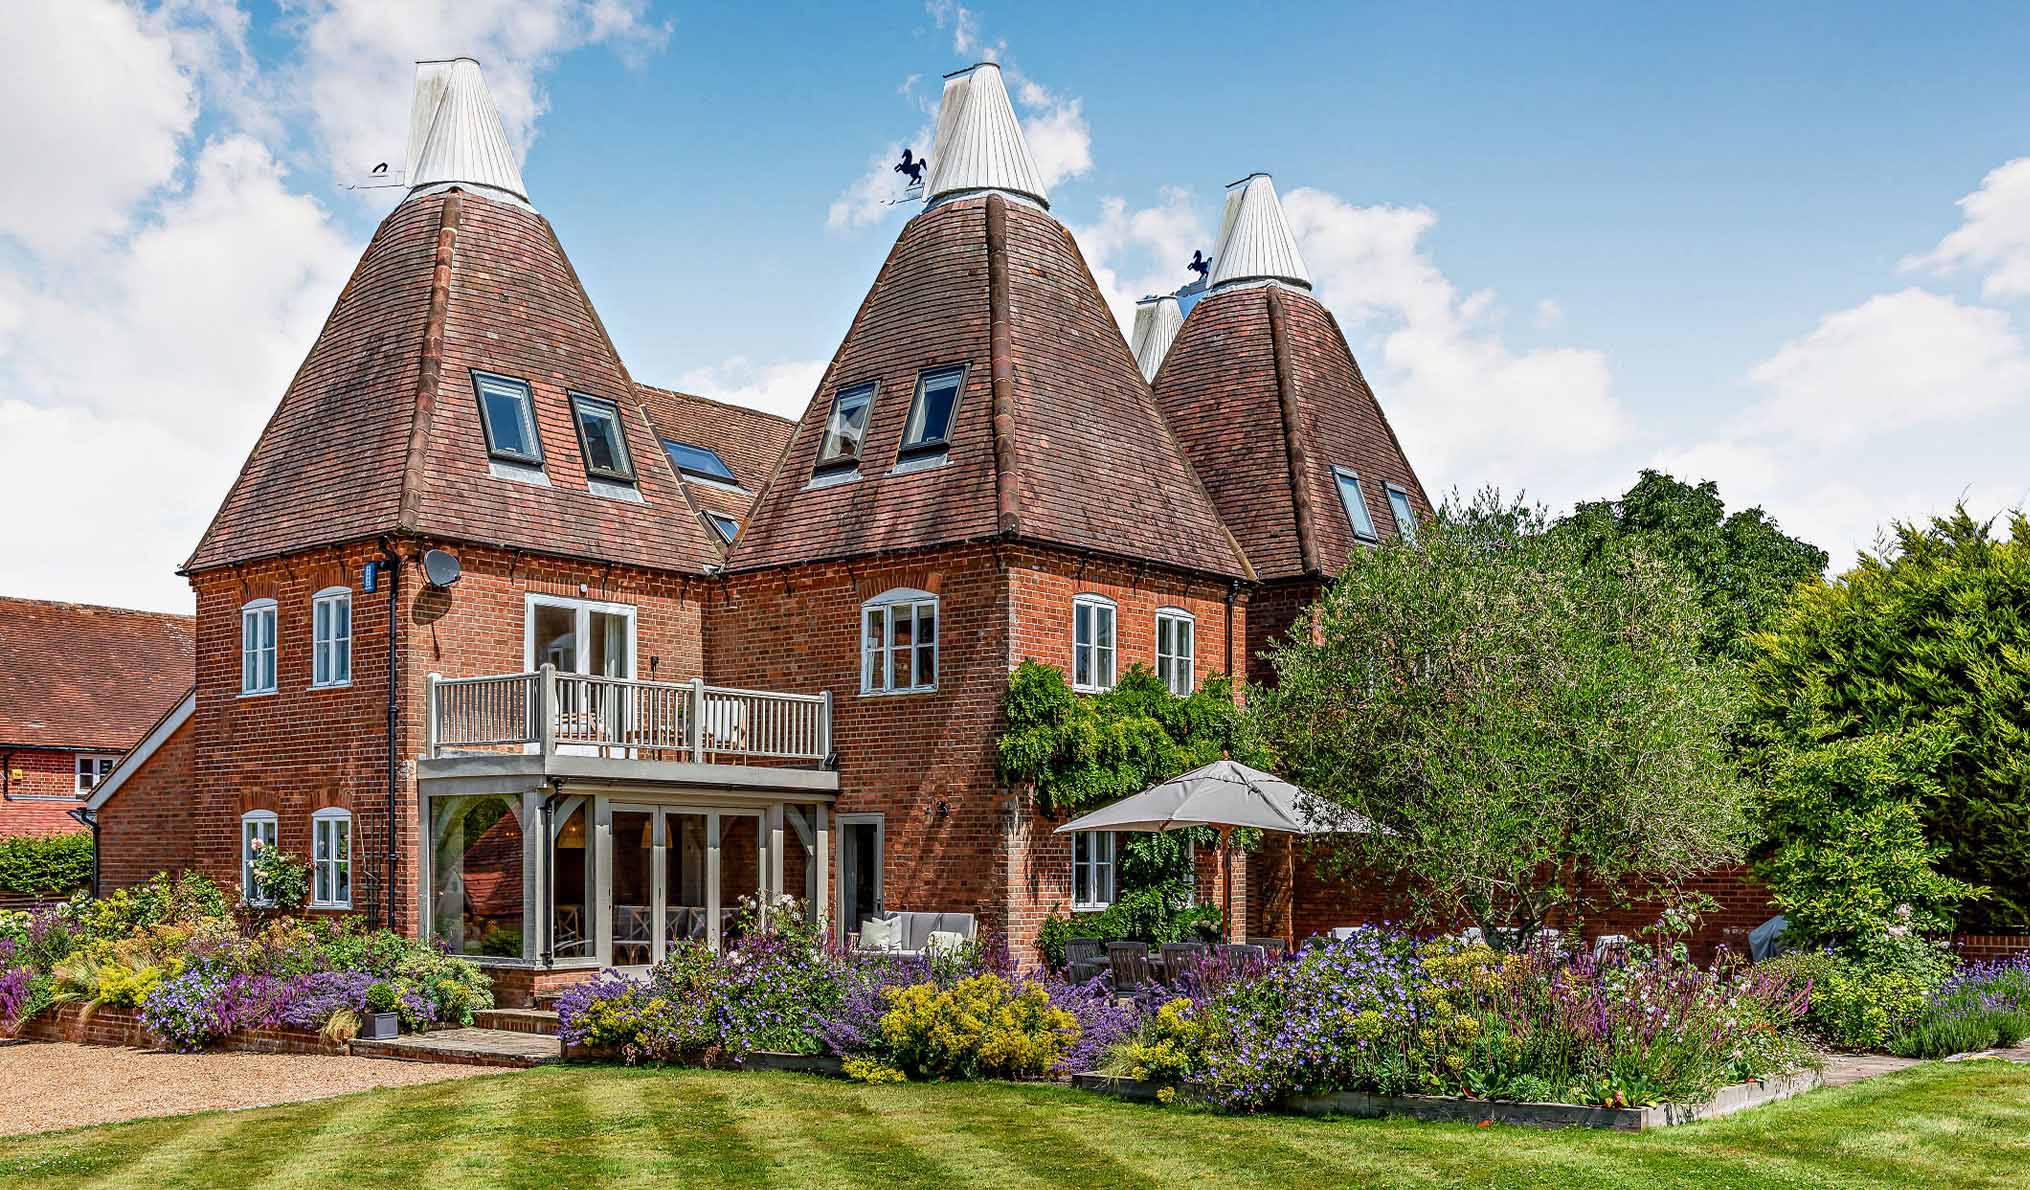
xmin=636 ymin=384 xmax=795 ymax=559
xmin=0 ymin=598 xmax=195 ymax=751
xmin=1152 ymin=283 xmax=1430 ymax=581
xmin=730 ymin=195 xmax=1250 ymax=579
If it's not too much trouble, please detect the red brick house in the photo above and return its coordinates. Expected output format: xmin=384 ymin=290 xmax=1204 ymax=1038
xmin=0 ymin=597 xmax=193 ymax=842
xmin=101 ymin=56 xmax=1765 ymax=981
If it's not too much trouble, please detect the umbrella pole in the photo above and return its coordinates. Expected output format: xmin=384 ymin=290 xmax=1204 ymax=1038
xmin=1219 ymin=826 xmax=1234 ymax=943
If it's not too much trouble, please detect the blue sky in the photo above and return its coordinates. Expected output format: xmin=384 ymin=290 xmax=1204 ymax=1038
xmin=5 ymin=1 xmax=2029 ymax=611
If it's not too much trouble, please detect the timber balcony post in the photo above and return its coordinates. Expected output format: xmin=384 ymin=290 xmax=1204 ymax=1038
xmin=538 ymin=663 xmax=559 ymax=757
xmin=690 ymin=676 xmax=708 ymax=763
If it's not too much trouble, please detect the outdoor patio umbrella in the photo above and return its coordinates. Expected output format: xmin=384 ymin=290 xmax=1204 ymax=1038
xmin=1051 ymin=759 xmax=1369 ymax=938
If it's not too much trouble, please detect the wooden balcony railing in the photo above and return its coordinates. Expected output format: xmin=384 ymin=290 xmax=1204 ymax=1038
xmin=427 ymin=665 xmax=832 ymax=767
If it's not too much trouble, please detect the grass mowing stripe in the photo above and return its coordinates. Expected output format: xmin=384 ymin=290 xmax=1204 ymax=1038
xmin=895 ymin=1082 xmax=1160 ymax=1189
xmin=630 ymin=1068 xmax=774 ymax=1184
xmin=80 ymin=1109 xmax=270 ymax=1190
xmin=723 ymin=1071 xmax=961 ymax=1187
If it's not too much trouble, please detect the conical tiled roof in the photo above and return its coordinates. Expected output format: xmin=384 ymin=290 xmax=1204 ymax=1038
xmin=1129 ymin=294 xmax=1183 ymax=382
xmin=1152 ymin=281 xmax=1428 ymax=581
xmin=186 ymin=65 xmax=719 ymax=575
xmin=1208 ymin=174 xmax=1310 ymax=292
xmin=405 ymin=59 xmax=529 ymax=208
xmin=924 ymin=63 xmax=1049 ymax=209
xmin=731 ymin=193 xmax=1248 ymax=579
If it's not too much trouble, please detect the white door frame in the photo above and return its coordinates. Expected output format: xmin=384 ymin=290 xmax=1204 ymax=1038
xmin=835 ymin=812 xmax=884 ymax=940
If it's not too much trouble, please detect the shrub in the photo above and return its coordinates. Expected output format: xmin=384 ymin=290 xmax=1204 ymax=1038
xmin=242 ymin=842 xmax=310 ymax=913
xmin=0 ymin=834 xmax=93 ymax=898
xmin=141 ymin=969 xmax=232 ymax=1052
xmin=874 ymin=974 xmax=1079 ymax=1081
xmin=1762 ymin=934 xmax=1956 ymax=1050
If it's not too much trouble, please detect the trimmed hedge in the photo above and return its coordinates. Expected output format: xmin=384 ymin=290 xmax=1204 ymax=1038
xmin=0 ymin=833 xmax=94 ymax=898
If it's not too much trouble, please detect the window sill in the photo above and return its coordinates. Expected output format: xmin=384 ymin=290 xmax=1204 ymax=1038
xmin=858 ymin=686 xmax=938 ymax=698
xmin=804 ymin=466 xmax=862 ymax=491
xmin=888 ymin=448 xmax=949 ymax=476
xmin=1073 ymin=902 xmax=1113 ymax=914
xmin=238 ymin=689 xmax=278 ymax=699
xmin=307 ymin=901 xmax=351 ymax=912
xmin=587 ymin=477 xmax=645 ymax=503
xmin=309 ymin=680 xmax=352 ymax=692
xmin=489 ymin=458 xmax=552 ymax=487
xmin=1071 ymin=684 xmax=1115 ymax=695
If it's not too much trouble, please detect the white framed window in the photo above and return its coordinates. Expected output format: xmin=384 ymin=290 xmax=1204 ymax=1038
xmin=1072 ymin=595 xmax=1117 ymax=692
xmin=1073 ymin=831 xmax=1115 ymax=910
xmin=240 ymin=599 xmax=278 ymax=695
xmin=1156 ymin=608 xmax=1195 ymax=696
xmin=473 ymin=371 xmax=544 ymax=465
xmin=1386 ymin=484 xmax=1418 ymax=545
xmin=311 ymin=808 xmax=352 ymax=909
xmin=816 ymin=381 xmax=876 ymax=468
xmin=524 ymin=594 xmax=636 ymax=680
xmin=1333 ymin=466 xmax=1379 ymax=543
xmin=899 ymin=365 xmax=965 ymax=453
xmin=861 ymin=588 xmax=937 ymax=694
xmin=241 ymin=810 xmax=278 ymax=904
xmin=311 ymin=587 xmax=352 ymax=688
xmin=74 ymin=754 xmax=120 ymax=795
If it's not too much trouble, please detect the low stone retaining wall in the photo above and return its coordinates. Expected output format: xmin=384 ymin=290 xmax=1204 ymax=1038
xmin=13 ymin=1004 xmax=346 ymax=1056
xmin=1071 ymin=1069 xmax=1823 ymax=1131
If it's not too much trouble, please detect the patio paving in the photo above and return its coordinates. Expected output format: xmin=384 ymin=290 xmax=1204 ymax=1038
xmin=0 ymin=1041 xmax=494 ymax=1136
xmin=349 ymin=1026 xmax=560 ymax=1068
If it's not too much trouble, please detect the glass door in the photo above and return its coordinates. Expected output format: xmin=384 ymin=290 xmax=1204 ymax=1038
xmin=838 ymin=815 xmax=883 ymax=937
xmin=608 ymin=805 xmax=766 ymax=969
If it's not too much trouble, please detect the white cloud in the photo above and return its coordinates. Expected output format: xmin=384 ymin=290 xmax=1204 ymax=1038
xmin=827 ymin=131 xmax=929 ymax=232
xmin=0 ymin=0 xmax=197 ymax=255
xmin=1073 ymin=187 xmax=1209 ymax=329
xmin=676 ymin=356 xmax=827 ymax=422
xmin=1902 ymin=157 xmax=2030 ymax=299
xmin=287 ymin=0 xmax=672 ymax=196
xmin=1282 ymin=187 xmax=1625 ymax=495
xmin=1744 ymin=288 xmax=2030 ymax=444
xmin=1534 ymin=298 xmax=1565 ymax=329
xmin=0 ymin=1 xmax=659 ymax=611
xmin=1010 ymin=76 xmax=1091 ymax=191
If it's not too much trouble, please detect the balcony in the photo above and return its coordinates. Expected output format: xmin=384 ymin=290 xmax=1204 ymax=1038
xmin=420 ymin=665 xmax=837 ymax=795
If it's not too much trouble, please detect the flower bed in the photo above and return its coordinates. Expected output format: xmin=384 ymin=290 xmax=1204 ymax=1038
xmin=1092 ymin=928 xmax=1817 ymax=1114
xmin=0 ymin=872 xmax=491 ymax=1053
xmin=1887 ymin=952 xmax=2030 ymax=1058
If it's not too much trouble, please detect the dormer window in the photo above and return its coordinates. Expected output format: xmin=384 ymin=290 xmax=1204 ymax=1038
xmin=900 ymin=365 xmax=965 ymax=454
xmin=1332 ymin=466 xmax=1378 ymax=543
xmin=474 ymin=372 xmax=544 ymax=465
xmin=663 ymin=439 xmax=741 ymax=487
xmin=706 ymin=512 xmax=740 ymax=544
xmin=816 ymin=382 xmax=875 ymax=469
xmin=1386 ymin=484 xmax=1418 ymax=545
xmin=570 ymin=393 xmax=635 ymax=483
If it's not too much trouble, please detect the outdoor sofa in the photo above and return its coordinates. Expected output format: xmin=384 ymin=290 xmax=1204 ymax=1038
xmin=849 ymin=911 xmax=978 ymax=960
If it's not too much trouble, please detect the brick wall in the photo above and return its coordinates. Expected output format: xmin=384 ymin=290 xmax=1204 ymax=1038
xmin=152 ymin=538 xmax=709 ymax=938
xmin=1241 ymin=577 xmax=1320 ymax=688
xmin=1273 ymin=843 xmax=1779 ymax=963
xmin=708 ymin=542 xmax=1246 ymax=963
xmin=1953 ymin=935 xmax=2030 ymax=961
xmin=96 ymin=716 xmax=196 ymax=891
xmin=0 ymin=748 xmax=99 ymax=836
xmin=16 ymin=1004 xmax=345 ymax=1055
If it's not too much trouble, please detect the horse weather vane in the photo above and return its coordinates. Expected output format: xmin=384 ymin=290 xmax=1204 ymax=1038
xmin=883 ymin=148 xmax=928 ymax=206
xmin=1187 ymin=250 xmax=1211 ymax=281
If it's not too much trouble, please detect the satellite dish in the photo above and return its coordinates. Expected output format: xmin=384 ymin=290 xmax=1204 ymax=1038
xmin=422 ymin=548 xmax=462 ymax=588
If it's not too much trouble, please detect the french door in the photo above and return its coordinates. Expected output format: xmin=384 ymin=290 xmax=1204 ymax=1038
xmin=609 ymin=805 xmax=765 ymax=969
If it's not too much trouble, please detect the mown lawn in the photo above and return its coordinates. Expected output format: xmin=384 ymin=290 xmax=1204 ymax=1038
xmin=0 ymin=1060 xmax=2025 ymax=1189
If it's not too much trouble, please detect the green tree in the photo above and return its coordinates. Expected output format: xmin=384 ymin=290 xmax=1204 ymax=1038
xmin=1255 ymin=490 xmax=1748 ymax=945
xmin=1745 ymin=507 xmax=2030 ymax=931
xmin=1560 ymin=469 xmax=1828 ymax=658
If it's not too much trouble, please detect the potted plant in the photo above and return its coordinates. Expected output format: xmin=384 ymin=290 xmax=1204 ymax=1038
xmin=361 ymin=981 xmax=402 ymax=1040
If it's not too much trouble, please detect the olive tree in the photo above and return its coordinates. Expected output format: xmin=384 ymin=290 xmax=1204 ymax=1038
xmin=1255 ymin=490 xmax=1747 ymax=944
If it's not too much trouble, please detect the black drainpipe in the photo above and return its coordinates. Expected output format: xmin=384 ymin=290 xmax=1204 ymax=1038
xmin=1 ymin=749 xmax=11 ymax=802
xmin=379 ymin=538 xmax=402 ymax=932
xmin=1224 ymin=579 xmax=1239 ymax=679
xmin=66 ymin=807 xmax=99 ymax=899
xmin=541 ymin=780 xmax=562 ymax=968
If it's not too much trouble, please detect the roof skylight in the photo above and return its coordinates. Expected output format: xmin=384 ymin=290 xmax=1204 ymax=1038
xmin=570 ymin=393 xmax=635 ymax=483
xmin=473 ymin=372 xmax=544 ymax=466
xmin=1333 ymin=466 xmax=1378 ymax=543
xmin=663 ymin=439 xmax=740 ymax=486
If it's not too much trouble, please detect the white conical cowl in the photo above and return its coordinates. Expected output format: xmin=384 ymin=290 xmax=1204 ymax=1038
xmin=1129 ymin=294 xmax=1183 ymax=381
xmin=924 ymin=62 xmax=1049 ymax=209
xmin=405 ymin=58 xmax=530 ymax=208
xmin=1208 ymin=173 xmax=1309 ymax=291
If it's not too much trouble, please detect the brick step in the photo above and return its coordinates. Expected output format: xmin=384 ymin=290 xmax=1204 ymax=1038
xmin=350 ymin=1026 xmax=559 ymax=1069
xmin=473 ymin=1008 xmax=560 ymax=1037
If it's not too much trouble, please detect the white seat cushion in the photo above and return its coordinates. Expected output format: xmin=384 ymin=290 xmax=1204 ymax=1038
xmin=858 ymin=915 xmax=902 ymax=952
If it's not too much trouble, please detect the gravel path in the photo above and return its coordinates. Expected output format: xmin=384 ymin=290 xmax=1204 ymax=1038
xmin=0 ymin=1042 xmax=501 ymax=1136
